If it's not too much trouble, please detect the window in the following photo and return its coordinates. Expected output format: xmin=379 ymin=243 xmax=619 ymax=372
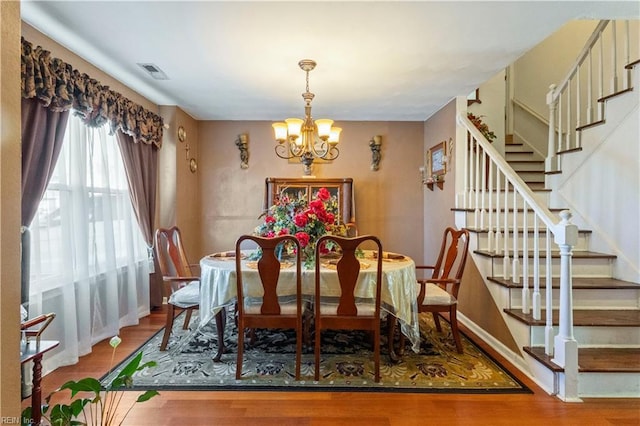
xmin=28 ymin=115 xmax=150 ymax=368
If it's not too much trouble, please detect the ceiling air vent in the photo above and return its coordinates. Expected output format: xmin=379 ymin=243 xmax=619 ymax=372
xmin=137 ymin=63 xmax=169 ymax=80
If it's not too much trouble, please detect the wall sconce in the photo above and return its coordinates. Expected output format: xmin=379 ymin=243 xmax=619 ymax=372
xmin=178 ymin=125 xmax=197 ymax=173
xmin=369 ymin=135 xmax=382 ymax=171
xmin=235 ymin=133 xmax=249 ymax=169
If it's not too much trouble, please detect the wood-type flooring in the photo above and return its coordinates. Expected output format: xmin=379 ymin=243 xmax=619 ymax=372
xmin=25 ymin=306 xmax=640 ymax=426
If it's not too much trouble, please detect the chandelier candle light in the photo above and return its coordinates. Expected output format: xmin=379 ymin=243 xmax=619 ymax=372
xmin=272 ymin=59 xmax=342 ymax=175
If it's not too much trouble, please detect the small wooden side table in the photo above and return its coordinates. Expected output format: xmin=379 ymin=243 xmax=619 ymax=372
xmin=21 ymin=340 xmax=59 ymax=426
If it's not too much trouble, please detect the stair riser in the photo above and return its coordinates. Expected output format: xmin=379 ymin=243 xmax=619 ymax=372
xmin=509 ymin=288 xmax=640 ymax=310
xmin=509 ymin=162 xmax=545 ymax=172
xmin=530 ymin=326 xmax=640 ymax=347
xmin=578 ymin=372 xmax=640 ymax=397
xmin=475 ymin=231 xmax=591 ymax=251
xmin=507 ymin=315 xmax=640 ymax=348
xmin=515 ymin=171 xmax=546 ymax=182
xmin=486 ymin=256 xmax=613 ymax=278
xmin=505 ymin=152 xmax=538 ymax=161
xmin=524 ymin=182 xmax=546 ymax=190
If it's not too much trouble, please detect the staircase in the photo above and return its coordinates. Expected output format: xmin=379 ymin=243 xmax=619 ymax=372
xmin=467 ymin=139 xmax=640 ymax=397
xmin=454 ymin=19 xmax=639 ymax=400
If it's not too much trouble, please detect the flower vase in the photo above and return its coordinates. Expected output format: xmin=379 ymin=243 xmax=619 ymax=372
xmin=302 ymin=243 xmax=316 ymax=269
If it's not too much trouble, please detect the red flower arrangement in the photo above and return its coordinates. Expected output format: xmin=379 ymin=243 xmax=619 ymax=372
xmin=254 ymin=187 xmax=346 ymax=267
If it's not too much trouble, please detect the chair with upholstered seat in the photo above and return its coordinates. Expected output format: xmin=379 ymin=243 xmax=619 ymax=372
xmin=235 ymin=235 xmax=305 ymax=380
xmin=154 ymin=226 xmax=201 ymax=351
xmin=314 ymin=234 xmax=383 ymax=382
xmin=415 ymin=227 xmax=469 ymax=354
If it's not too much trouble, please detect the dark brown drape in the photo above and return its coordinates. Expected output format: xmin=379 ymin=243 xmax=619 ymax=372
xmin=21 ymin=97 xmax=70 ymax=227
xmin=116 ymin=131 xmax=163 ymax=308
xmin=115 ymin=131 xmax=157 ymax=245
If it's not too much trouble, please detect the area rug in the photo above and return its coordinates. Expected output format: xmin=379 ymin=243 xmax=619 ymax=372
xmin=102 ymin=311 xmax=530 ymax=394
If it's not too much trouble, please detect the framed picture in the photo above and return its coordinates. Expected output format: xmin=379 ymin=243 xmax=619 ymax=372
xmin=427 ymin=140 xmax=447 ymax=178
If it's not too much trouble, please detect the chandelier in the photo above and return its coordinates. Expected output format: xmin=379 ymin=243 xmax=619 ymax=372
xmin=272 ymin=59 xmax=341 ymax=175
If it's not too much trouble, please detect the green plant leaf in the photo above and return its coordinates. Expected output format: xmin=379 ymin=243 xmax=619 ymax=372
xmin=68 ymin=398 xmax=91 ymax=417
xmin=59 ymin=377 xmax=102 ymax=397
xmin=116 ymin=351 xmax=143 ymax=378
xmin=136 ymin=390 xmax=160 ymax=402
xmin=21 ymin=407 xmax=32 ymax=426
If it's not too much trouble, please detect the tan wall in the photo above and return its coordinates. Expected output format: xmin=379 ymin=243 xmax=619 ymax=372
xmin=157 ymin=106 xmax=200 ymax=259
xmin=1 ymin=0 xmax=23 ymax=418
xmin=422 ymin=100 xmax=457 ymax=263
xmin=458 ymin=255 xmax=521 ymax=354
xmin=196 ymin=121 xmax=425 ymax=261
xmin=423 ymin=98 xmax=520 ymax=354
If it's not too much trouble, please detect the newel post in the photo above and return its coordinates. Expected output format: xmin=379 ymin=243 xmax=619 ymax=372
xmin=552 ymin=210 xmax=580 ymax=401
xmin=546 ymin=84 xmax=559 ymax=173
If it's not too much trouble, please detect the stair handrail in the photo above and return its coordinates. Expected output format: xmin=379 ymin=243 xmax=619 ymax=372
xmin=458 ymin=112 xmax=580 ymax=401
xmin=545 ymin=20 xmax=636 ymax=173
xmin=548 ymin=20 xmax=610 ymax=103
xmin=458 ymin=113 xmax=560 ymax=231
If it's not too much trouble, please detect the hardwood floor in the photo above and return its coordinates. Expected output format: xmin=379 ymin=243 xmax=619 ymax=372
xmin=26 ymin=307 xmax=640 ymax=425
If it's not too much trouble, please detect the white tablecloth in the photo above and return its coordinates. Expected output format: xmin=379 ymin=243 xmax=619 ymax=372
xmin=199 ymin=251 xmax=420 ymax=352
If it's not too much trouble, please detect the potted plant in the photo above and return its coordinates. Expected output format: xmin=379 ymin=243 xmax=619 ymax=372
xmin=22 ymin=336 xmax=159 ymax=426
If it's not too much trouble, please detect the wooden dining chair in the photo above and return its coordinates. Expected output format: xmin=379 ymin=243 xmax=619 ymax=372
xmin=154 ymin=226 xmax=201 ymax=351
xmin=235 ymin=235 xmax=305 ymax=380
xmin=314 ymin=234 xmax=383 ymax=382
xmin=414 ymin=227 xmax=470 ymax=354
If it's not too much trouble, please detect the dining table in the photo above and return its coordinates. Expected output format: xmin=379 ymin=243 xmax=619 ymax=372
xmin=199 ymin=249 xmax=420 ymax=362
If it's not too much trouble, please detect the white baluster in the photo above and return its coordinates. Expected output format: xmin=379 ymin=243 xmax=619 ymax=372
xmin=587 ymin=47 xmax=593 ymax=124
xmin=480 ymin=149 xmax=486 ymax=234
xmin=624 ymin=21 xmax=631 ymax=89
xmin=474 ymin=141 xmax=480 ymax=230
xmin=532 ymin=214 xmax=541 ymax=320
xmin=576 ymin=65 xmax=582 ymax=149
xmin=611 ymin=20 xmax=618 ymax=93
xmin=566 ymin=84 xmax=571 ymax=151
xmin=546 ymin=84 xmax=558 ymax=173
xmin=598 ymin=35 xmax=604 ymax=121
xmin=512 ymin=191 xmax=520 ymax=284
xmin=545 ymin=226 xmax=553 ymax=356
xmin=521 ymin=201 xmax=529 ymax=314
xmin=469 ymin=136 xmax=475 ymax=213
xmin=503 ymin=174 xmax=510 ymax=280
xmin=487 ymin=161 xmax=494 ymax=253
xmin=494 ymin=167 xmax=502 ymax=255
xmin=463 ymin=131 xmax=470 ymax=209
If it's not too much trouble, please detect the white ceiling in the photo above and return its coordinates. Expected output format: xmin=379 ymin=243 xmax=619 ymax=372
xmin=21 ymin=1 xmax=640 ymax=121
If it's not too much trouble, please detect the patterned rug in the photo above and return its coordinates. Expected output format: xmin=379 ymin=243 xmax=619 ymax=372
xmin=102 ymin=310 xmax=530 ymax=393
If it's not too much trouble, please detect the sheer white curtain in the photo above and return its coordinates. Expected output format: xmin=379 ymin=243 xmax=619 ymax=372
xmin=28 ymin=115 xmax=150 ymax=372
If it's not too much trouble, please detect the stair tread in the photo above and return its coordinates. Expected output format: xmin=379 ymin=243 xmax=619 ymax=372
xmin=488 ymin=276 xmax=638 ymax=289
xmin=524 ymin=346 xmax=640 ymax=373
xmin=505 ymin=308 xmax=640 ymax=327
xmin=474 ymin=249 xmax=616 ymax=259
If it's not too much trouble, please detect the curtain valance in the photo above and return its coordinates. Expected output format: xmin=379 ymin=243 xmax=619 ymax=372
xmin=21 ymin=37 xmax=163 ymax=148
